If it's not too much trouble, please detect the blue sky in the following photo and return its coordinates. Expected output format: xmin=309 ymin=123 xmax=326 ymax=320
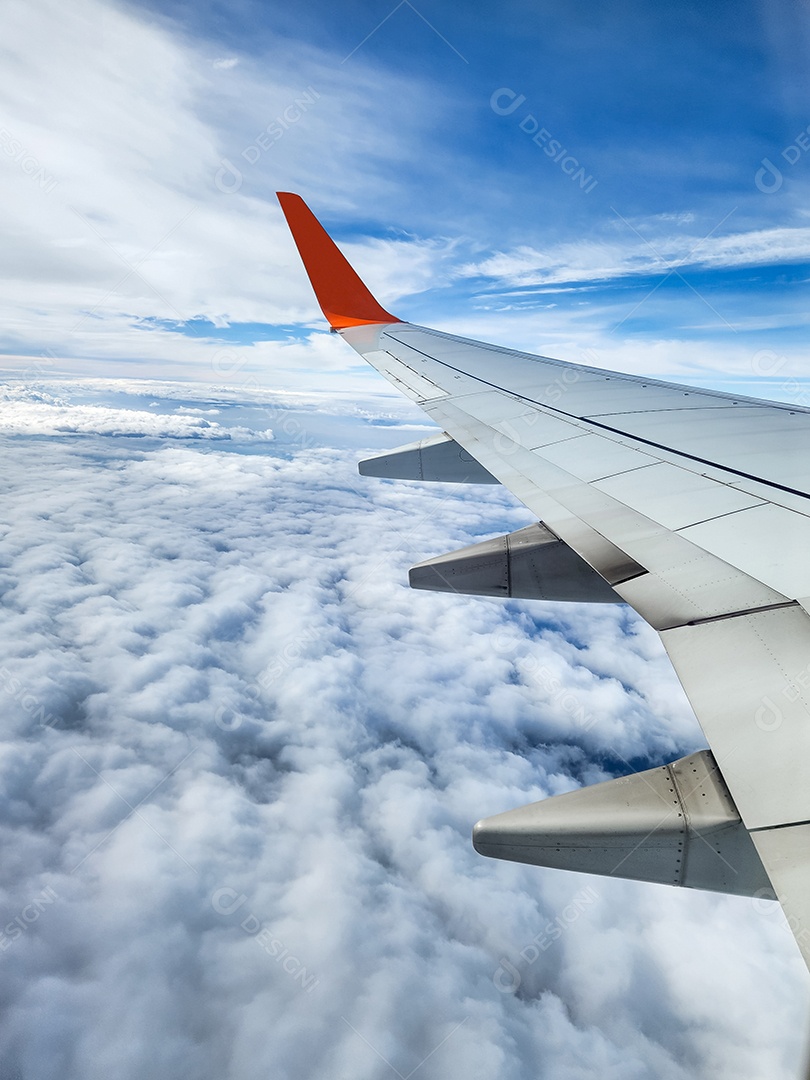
xmin=2 ymin=0 xmax=810 ymax=399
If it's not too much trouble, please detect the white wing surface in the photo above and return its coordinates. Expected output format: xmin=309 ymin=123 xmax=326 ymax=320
xmin=278 ymin=192 xmax=810 ymax=968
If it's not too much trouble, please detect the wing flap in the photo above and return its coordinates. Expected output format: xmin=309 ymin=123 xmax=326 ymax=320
xmin=750 ymin=826 xmax=810 ymax=967
xmin=662 ymin=604 xmax=810 ymax=830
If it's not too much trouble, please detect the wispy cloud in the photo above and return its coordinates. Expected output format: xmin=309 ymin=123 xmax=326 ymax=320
xmin=457 ymin=224 xmax=810 ymax=288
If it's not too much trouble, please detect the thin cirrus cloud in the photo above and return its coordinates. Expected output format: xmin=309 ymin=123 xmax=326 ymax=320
xmin=456 ymin=225 xmax=810 ymax=289
xmin=0 ymin=380 xmax=805 ymax=1080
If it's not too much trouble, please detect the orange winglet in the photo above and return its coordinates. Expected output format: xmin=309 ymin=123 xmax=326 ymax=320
xmin=277 ymin=192 xmax=401 ymax=330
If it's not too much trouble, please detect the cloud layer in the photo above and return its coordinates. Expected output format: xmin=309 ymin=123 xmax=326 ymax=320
xmin=0 ymin=385 xmax=273 ymax=440
xmin=0 ymin=380 xmax=806 ymax=1080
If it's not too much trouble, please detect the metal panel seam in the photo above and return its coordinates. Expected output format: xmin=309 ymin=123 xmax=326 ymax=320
xmin=380 ymin=331 xmax=810 ymax=503
xmin=666 ymin=763 xmax=688 ymax=886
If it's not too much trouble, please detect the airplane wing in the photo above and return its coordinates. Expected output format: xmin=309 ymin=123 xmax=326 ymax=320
xmin=278 ymin=191 xmax=810 ymax=968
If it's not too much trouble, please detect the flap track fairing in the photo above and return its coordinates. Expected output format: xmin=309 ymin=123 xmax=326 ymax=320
xmin=358 ymin=433 xmax=499 ymax=484
xmin=473 ymin=750 xmax=772 ymax=898
xmin=409 ymin=523 xmax=621 ymax=604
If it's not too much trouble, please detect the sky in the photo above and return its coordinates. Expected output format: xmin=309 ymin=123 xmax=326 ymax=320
xmin=2 ymin=0 xmax=810 ymax=395
xmin=2 ymin=1 xmax=810 ymax=1078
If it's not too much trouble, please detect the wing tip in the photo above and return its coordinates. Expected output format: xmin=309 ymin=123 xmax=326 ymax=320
xmin=276 ymin=191 xmax=402 ymax=330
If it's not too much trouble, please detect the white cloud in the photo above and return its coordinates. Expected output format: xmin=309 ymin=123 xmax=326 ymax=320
xmin=0 ymin=379 xmax=805 ymax=1079
xmin=0 ymin=0 xmax=455 ymax=377
xmin=0 ymin=384 xmax=273 ymax=439
xmin=457 ymin=224 xmax=810 ymax=288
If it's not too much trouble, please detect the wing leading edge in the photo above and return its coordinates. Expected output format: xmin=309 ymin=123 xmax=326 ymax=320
xmin=278 ymin=192 xmax=810 ymax=970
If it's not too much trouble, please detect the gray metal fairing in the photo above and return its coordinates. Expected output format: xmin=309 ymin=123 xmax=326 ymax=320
xmin=473 ymin=750 xmax=772 ymax=898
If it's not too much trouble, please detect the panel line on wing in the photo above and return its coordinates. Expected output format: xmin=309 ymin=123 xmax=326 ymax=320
xmin=672 ymin=504 xmax=770 ymax=533
xmin=749 ymin=818 xmax=810 ymax=833
xmin=685 ymin=600 xmax=798 ymax=626
xmin=584 ymin=406 xmax=748 ymax=416
xmin=382 ymin=327 xmax=806 ymax=412
xmin=380 ymin=330 xmax=810 ymax=503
